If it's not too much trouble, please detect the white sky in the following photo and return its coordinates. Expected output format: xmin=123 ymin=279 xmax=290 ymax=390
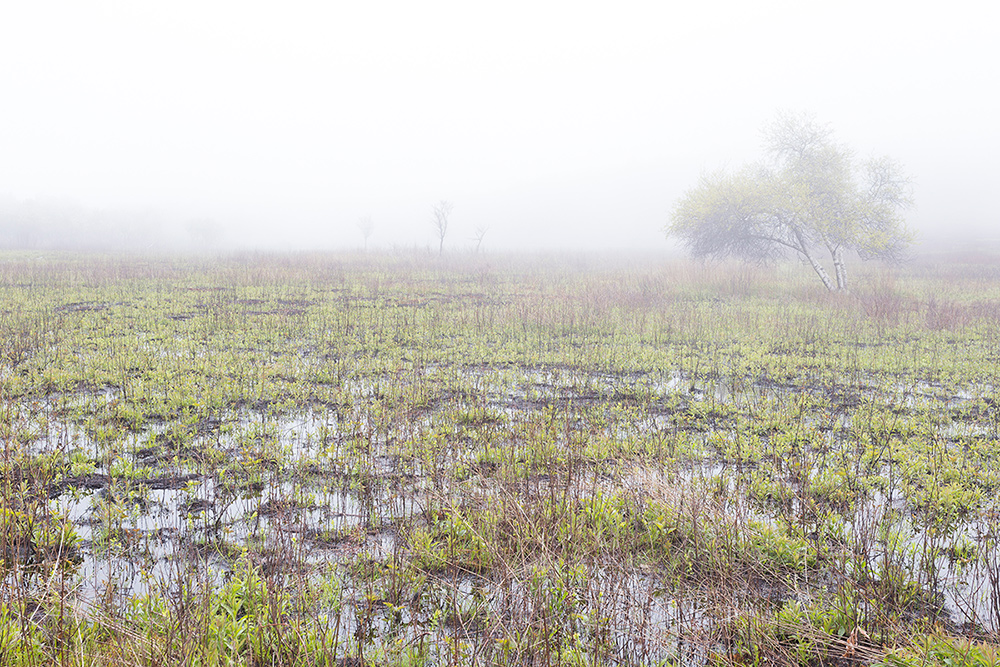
xmin=1 ymin=1 xmax=998 ymax=250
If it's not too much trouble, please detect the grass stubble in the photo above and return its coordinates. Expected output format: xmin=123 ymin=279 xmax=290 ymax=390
xmin=0 ymin=249 xmax=999 ymax=665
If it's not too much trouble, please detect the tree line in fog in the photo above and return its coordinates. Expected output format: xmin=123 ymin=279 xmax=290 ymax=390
xmin=0 ymin=197 xmax=224 ymax=251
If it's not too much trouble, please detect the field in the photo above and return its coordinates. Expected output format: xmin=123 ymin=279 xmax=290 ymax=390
xmin=2 ymin=250 xmax=1000 ymax=666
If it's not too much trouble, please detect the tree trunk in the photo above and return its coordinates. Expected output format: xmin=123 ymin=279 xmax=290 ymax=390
xmin=793 ymin=229 xmax=835 ymax=291
xmin=832 ymin=246 xmax=849 ymax=292
xmin=805 ymin=251 xmax=835 ymax=291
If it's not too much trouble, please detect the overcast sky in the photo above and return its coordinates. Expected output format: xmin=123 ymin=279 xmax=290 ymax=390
xmin=1 ymin=1 xmax=998 ymax=251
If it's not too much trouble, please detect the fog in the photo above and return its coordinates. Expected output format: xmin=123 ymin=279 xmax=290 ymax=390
xmin=1 ymin=1 xmax=998 ymax=252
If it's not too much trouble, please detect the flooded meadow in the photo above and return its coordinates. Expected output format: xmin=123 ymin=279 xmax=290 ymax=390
xmin=2 ymin=252 xmax=1000 ymax=665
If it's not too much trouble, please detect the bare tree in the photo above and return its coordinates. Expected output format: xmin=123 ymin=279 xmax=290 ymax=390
xmin=431 ymin=201 xmax=452 ymax=254
xmin=472 ymin=224 xmax=489 ymax=253
xmin=357 ymin=216 xmax=374 ymax=251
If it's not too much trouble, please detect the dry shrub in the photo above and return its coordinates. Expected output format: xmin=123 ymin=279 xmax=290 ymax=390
xmin=925 ymin=296 xmax=970 ymax=331
xmin=856 ymin=271 xmax=913 ymax=328
xmin=971 ymin=300 xmax=1000 ymax=324
xmin=925 ymin=297 xmax=1000 ymax=331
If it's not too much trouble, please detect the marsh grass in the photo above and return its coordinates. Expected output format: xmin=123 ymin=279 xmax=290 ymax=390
xmin=0 ymin=250 xmax=999 ymax=665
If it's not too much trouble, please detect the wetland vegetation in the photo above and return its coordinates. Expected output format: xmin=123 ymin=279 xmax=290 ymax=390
xmin=1 ymin=250 xmax=1000 ymax=665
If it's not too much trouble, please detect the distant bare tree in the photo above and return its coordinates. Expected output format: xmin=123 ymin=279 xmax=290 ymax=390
xmin=357 ymin=216 xmax=374 ymax=251
xmin=472 ymin=224 xmax=489 ymax=253
xmin=431 ymin=201 xmax=452 ymax=254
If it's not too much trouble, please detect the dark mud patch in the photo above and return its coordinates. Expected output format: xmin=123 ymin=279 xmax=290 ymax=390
xmin=55 ymin=473 xmax=110 ymax=493
xmin=277 ymin=298 xmax=316 ymax=308
xmin=51 ymin=472 xmax=202 ymax=497
xmin=257 ymin=497 xmax=314 ymax=517
xmin=147 ymin=473 xmax=203 ymax=490
xmin=245 ymin=307 xmax=306 ymax=316
xmin=180 ymin=498 xmax=213 ymax=515
xmin=54 ymin=301 xmax=124 ymax=313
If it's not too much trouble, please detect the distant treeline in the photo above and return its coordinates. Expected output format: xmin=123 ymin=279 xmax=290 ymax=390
xmin=0 ymin=197 xmax=222 ymax=251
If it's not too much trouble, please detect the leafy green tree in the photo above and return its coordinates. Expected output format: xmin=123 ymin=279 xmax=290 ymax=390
xmin=667 ymin=113 xmax=913 ymax=292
